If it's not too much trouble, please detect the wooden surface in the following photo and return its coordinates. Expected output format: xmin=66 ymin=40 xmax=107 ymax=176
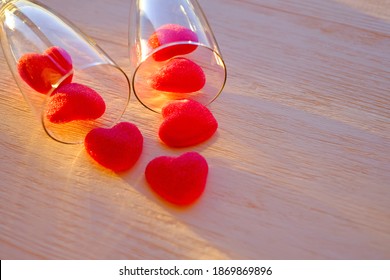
xmin=1 ymin=0 xmax=390 ymax=259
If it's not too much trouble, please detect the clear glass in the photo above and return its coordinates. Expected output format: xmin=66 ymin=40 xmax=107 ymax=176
xmin=0 ymin=0 xmax=130 ymax=144
xmin=129 ymin=0 xmax=227 ymax=113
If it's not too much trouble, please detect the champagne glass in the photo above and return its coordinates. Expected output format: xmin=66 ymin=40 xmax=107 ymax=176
xmin=129 ymin=0 xmax=227 ymax=113
xmin=0 ymin=0 xmax=130 ymax=144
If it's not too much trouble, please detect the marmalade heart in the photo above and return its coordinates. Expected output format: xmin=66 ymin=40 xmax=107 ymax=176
xmin=148 ymin=24 xmax=198 ymax=61
xmin=17 ymin=46 xmax=73 ymax=94
xmin=149 ymin=57 xmax=206 ymax=93
xmin=145 ymin=152 xmax=208 ymax=206
xmin=45 ymin=83 xmax=106 ymax=124
xmin=84 ymin=122 xmax=143 ymax=172
xmin=159 ymin=99 xmax=218 ymax=147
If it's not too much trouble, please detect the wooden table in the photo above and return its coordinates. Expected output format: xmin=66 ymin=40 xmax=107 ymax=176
xmin=1 ymin=0 xmax=389 ymax=259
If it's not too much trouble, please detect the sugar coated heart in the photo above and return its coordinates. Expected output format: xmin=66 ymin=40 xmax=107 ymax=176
xmin=159 ymin=99 xmax=218 ymax=147
xmin=46 ymin=83 xmax=106 ymax=123
xmin=85 ymin=122 xmax=143 ymax=172
xmin=145 ymin=152 xmax=208 ymax=206
xmin=148 ymin=24 xmax=198 ymax=61
xmin=150 ymin=57 xmax=206 ymax=93
xmin=17 ymin=46 xmax=73 ymax=94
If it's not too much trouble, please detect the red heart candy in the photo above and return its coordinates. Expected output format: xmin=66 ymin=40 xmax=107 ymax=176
xmin=145 ymin=152 xmax=208 ymax=206
xmin=159 ymin=99 xmax=218 ymax=147
xmin=17 ymin=46 xmax=73 ymax=94
xmin=149 ymin=57 xmax=205 ymax=93
xmin=148 ymin=24 xmax=198 ymax=61
xmin=84 ymin=122 xmax=143 ymax=172
xmin=45 ymin=83 xmax=106 ymax=124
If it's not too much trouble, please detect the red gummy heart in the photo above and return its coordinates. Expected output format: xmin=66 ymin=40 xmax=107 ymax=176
xmin=148 ymin=24 xmax=198 ymax=61
xmin=159 ymin=99 xmax=218 ymax=147
xmin=17 ymin=46 xmax=73 ymax=94
xmin=145 ymin=152 xmax=208 ymax=206
xmin=150 ymin=57 xmax=206 ymax=93
xmin=46 ymin=83 xmax=106 ymax=123
xmin=85 ymin=122 xmax=143 ymax=172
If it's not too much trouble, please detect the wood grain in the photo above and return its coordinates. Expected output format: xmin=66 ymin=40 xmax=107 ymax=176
xmin=0 ymin=0 xmax=389 ymax=259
